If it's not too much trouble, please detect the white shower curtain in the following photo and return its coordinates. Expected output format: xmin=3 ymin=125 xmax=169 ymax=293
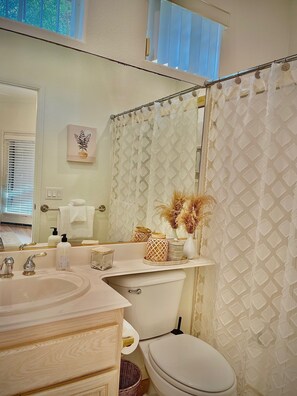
xmin=193 ymin=62 xmax=297 ymax=395
xmin=108 ymin=92 xmax=200 ymax=241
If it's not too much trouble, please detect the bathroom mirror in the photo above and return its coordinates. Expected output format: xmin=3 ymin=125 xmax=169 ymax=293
xmin=0 ymin=29 xmax=204 ymax=252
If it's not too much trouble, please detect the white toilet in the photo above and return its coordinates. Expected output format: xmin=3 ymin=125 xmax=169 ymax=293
xmin=108 ymin=270 xmax=237 ymax=396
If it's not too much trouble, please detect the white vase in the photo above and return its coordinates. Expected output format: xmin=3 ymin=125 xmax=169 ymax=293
xmin=183 ymin=233 xmax=197 ymax=259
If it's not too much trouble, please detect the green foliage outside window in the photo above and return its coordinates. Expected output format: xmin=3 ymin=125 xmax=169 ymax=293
xmin=0 ymin=0 xmax=83 ymax=39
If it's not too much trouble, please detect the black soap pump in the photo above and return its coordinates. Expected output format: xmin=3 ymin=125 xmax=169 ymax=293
xmin=48 ymin=227 xmax=61 ymax=247
xmin=56 ymin=234 xmax=71 ymax=271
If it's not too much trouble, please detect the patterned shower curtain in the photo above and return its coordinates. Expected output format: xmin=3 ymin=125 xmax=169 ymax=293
xmin=193 ymin=62 xmax=297 ymax=395
xmin=108 ymin=92 xmax=200 ymax=242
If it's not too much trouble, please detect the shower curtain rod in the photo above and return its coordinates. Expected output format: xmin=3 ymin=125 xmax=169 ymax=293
xmin=204 ymin=52 xmax=297 ymax=86
xmin=110 ymin=52 xmax=297 ymax=119
xmin=110 ymin=83 xmax=202 ymax=119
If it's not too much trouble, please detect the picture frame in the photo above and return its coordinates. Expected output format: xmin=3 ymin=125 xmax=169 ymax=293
xmin=67 ymin=124 xmax=97 ymax=163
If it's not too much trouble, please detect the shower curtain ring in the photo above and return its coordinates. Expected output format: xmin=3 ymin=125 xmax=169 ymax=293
xmin=235 ymin=73 xmax=241 ymax=84
xmin=255 ymin=68 xmax=261 ymax=79
xmin=216 ymin=80 xmax=222 ymax=89
xmin=281 ymin=58 xmax=290 ymax=71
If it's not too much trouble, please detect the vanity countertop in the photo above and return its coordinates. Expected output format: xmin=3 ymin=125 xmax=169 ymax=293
xmin=0 ymin=243 xmax=214 ymax=332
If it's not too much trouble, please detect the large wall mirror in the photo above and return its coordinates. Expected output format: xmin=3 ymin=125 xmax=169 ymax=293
xmin=0 ymin=29 xmax=204 ymax=252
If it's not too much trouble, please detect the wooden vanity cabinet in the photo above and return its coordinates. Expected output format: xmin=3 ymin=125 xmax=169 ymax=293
xmin=0 ymin=309 xmax=123 ymax=396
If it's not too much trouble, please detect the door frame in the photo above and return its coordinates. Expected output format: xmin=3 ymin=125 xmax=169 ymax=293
xmin=0 ymin=80 xmax=45 ymax=244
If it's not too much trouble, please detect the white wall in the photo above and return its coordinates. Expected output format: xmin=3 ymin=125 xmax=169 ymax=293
xmin=0 ymin=29 xmax=189 ymax=243
xmin=1 ymin=0 xmax=296 ymax=84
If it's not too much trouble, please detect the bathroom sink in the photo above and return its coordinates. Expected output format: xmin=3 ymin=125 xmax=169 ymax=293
xmin=0 ymin=272 xmax=91 ymax=315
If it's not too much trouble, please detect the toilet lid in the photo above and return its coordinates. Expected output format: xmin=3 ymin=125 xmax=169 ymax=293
xmin=148 ymin=334 xmax=235 ymax=394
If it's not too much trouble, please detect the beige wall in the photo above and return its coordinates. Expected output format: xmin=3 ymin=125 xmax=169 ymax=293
xmin=0 ymin=100 xmax=36 ymax=132
xmin=211 ymin=0 xmax=292 ymax=76
xmin=289 ymin=0 xmax=297 ymax=54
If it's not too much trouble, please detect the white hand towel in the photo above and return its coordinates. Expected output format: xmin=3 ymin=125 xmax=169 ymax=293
xmin=68 ymin=204 xmax=87 ymax=223
xmin=58 ymin=206 xmax=95 ymax=239
xmin=69 ymin=199 xmax=86 ymax=206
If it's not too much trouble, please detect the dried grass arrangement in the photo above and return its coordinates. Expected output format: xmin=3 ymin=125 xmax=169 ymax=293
xmin=157 ymin=191 xmax=187 ymax=233
xmin=177 ymin=194 xmax=216 ymax=234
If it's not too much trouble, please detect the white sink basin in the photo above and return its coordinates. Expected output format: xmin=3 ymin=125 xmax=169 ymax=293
xmin=0 ymin=272 xmax=91 ymax=315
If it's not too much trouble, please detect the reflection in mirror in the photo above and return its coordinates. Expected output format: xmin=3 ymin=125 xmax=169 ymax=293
xmin=0 ymin=29 xmax=205 ymax=252
xmin=0 ymin=83 xmax=37 ymax=249
xmin=108 ymin=92 xmax=205 ymax=242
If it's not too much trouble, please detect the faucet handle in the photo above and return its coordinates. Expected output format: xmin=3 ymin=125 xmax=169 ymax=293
xmin=23 ymin=252 xmax=47 ymax=276
xmin=0 ymin=257 xmax=14 ymax=278
xmin=3 ymin=256 xmax=14 ymax=266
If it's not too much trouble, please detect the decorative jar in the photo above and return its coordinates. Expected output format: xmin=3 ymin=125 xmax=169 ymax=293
xmin=132 ymin=226 xmax=152 ymax=242
xmin=168 ymin=240 xmax=185 ymax=261
xmin=145 ymin=233 xmax=168 ymax=262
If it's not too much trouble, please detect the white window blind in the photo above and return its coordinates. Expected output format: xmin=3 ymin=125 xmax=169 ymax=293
xmin=146 ymin=0 xmax=224 ymax=80
xmin=4 ymin=138 xmax=35 ymax=217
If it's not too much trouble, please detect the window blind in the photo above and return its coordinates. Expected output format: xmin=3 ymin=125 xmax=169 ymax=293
xmin=4 ymin=139 xmax=35 ymax=216
xmin=147 ymin=0 xmax=224 ymax=80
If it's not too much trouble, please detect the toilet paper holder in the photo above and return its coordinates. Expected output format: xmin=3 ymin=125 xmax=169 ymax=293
xmin=122 ymin=336 xmax=135 ymax=348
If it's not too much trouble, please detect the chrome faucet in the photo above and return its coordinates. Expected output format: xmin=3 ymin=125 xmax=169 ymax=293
xmin=19 ymin=242 xmax=37 ymax=250
xmin=23 ymin=252 xmax=47 ymax=276
xmin=0 ymin=257 xmax=14 ymax=278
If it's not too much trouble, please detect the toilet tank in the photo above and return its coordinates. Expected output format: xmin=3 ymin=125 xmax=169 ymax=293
xmin=108 ymin=270 xmax=186 ymax=340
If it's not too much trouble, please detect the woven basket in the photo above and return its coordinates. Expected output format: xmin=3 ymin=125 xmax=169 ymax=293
xmin=119 ymin=360 xmax=141 ymax=396
xmin=132 ymin=227 xmax=151 ymax=242
xmin=145 ymin=233 xmax=168 ymax=262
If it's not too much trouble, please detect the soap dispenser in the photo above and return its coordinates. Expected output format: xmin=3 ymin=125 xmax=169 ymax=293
xmin=48 ymin=227 xmax=61 ymax=247
xmin=56 ymin=234 xmax=71 ymax=271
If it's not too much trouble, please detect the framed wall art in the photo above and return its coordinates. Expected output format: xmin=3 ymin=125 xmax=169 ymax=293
xmin=67 ymin=124 xmax=97 ymax=163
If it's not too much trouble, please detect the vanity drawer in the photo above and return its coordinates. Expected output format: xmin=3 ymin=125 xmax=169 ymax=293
xmin=0 ymin=324 xmax=120 ymax=396
xmin=26 ymin=369 xmax=118 ymax=396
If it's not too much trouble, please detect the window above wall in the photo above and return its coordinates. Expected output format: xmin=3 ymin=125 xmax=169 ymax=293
xmin=0 ymin=0 xmax=85 ymax=40
xmin=146 ymin=0 xmax=226 ymax=80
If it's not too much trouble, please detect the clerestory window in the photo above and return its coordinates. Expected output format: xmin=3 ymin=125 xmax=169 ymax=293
xmin=0 ymin=0 xmax=85 ymax=40
xmin=146 ymin=0 xmax=225 ymax=80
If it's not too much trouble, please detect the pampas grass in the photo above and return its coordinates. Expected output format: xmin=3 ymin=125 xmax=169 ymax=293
xmin=157 ymin=191 xmax=187 ymax=230
xmin=177 ymin=194 xmax=216 ymax=234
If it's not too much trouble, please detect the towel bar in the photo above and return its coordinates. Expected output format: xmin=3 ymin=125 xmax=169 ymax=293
xmin=40 ymin=204 xmax=106 ymax=213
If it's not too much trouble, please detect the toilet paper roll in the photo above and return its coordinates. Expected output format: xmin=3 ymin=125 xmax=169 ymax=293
xmin=122 ymin=319 xmax=140 ymax=355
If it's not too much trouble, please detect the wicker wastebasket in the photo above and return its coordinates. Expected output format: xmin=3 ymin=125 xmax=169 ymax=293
xmin=119 ymin=360 xmax=142 ymax=396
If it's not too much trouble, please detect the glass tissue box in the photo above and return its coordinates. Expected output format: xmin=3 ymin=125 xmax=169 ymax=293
xmin=91 ymin=247 xmax=114 ymax=271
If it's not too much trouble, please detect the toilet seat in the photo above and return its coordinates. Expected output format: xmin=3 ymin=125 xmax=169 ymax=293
xmin=148 ymin=334 xmax=235 ymax=395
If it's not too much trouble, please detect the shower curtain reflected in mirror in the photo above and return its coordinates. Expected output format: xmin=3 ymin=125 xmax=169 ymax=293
xmin=195 ymin=62 xmax=297 ymax=395
xmin=108 ymin=91 xmax=203 ymax=242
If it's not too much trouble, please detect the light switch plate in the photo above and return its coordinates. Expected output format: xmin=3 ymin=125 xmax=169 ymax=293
xmin=46 ymin=187 xmax=63 ymax=200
